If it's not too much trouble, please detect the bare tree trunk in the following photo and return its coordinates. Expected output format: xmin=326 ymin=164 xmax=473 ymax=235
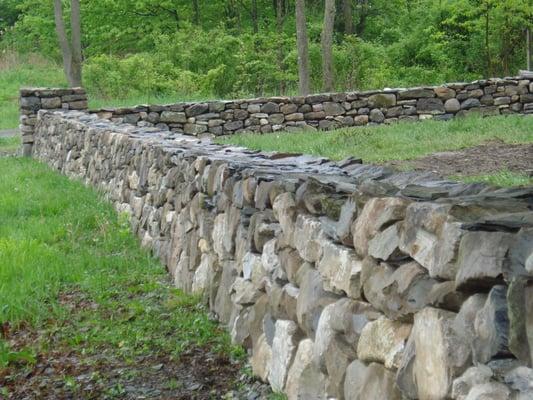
xmin=295 ymin=0 xmax=310 ymax=95
xmin=70 ymin=0 xmax=82 ymax=86
xmin=526 ymin=28 xmax=533 ymax=71
xmin=483 ymin=0 xmax=493 ymax=78
xmin=192 ymin=0 xmax=200 ymax=25
xmin=343 ymin=0 xmax=353 ymax=35
xmin=251 ymin=0 xmax=258 ymax=33
xmin=54 ymin=0 xmax=82 ymax=87
xmin=277 ymin=0 xmax=286 ymax=94
xmin=321 ymin=0 xmax=336 ymax=92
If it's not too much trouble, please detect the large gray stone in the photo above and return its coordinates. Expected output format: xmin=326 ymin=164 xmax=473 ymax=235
xmin=317 ymin=240 xmax=362 ymax=298
xmin=452 ymin=365 xmax=493 ymax=400
xmin=473 ymin=285 xmax=510 ymax=363
xmin=463 ymin=382 xmax=510 ymax=400
xmin=412 ymin=307 xmax=470 ymax=400
xmin=323 ymin=102 xmax=346 ymax=116
xmin=455 ymin=231 xmax=514 ymax=290
xmin=368 ymin=93 xmax=397 ymax=108
xmin=352 ymin=197 xmax=409 ymax=257
xmin=296 ymin=266 xmax=339 ymax=338
xmin=344 ymin=360 xmax=402 ymax=400
xmin=286 ymin=339 xmax=327 ymax=400
xmin=400 ymin=203 xmax=463 ymax=280
xmin=357 ymin=316 xmax=412 ymax=369
xmin=269 ymin=320 xmax=301 ymax=392
xmin=417 ymin=97 xmax=445 ymax=114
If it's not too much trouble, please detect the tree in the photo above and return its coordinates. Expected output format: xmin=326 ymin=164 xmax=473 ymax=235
xmin=295 ymin=0 xmax=310 ymax=95
xmin=321 ymin=0 xmax=336 ymax=91
xmin=53 ymin=0 xmax=82 ymax=87
xmin=526 ymin=28 xmax=533 ymax=71
xmin=343 ymin=0 xmax=353 ymax=34
xmin=192 ymin=0 xmax=200 ymax=25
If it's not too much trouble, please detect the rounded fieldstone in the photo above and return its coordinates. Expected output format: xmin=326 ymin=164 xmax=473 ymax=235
xmin=444 ymin=98 xmax=461 ymax=113
xmin=369 ymin=109 xmax=385 ymax=123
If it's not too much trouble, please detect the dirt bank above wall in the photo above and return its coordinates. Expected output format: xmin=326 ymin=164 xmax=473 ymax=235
xmin=30 ymin=106 xmax=533 ymax=400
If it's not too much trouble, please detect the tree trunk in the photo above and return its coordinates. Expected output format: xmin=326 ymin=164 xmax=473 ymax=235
xmin=484 ymin=3 xmax=491 ymax=78
xmin=70 ymin=0 xmax=82 ymax=87
xmin=356 ymin=0 xmax=368 ymax=36
xmin=526 ymin=28 xmax=533 ymax=71
xmin=192 ymin=0 xmax=200 ymax=25
xmin=54 ymin=0 xmax=82 ymax=87
xmin=343 ymin=0 xmax=353 ymax=35
xmin=277 ymin=0 xmax=286 ymax=94
xmin=251 ymin=0 xmax=258 ymax=33
xmin=321 ymin=0 xmax=336 ymax=92
xmin=295 ymin=0 xmax=310 ymax=95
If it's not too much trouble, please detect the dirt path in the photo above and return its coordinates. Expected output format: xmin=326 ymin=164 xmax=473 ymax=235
xmin=387 ymin=141 xmax=533 ymax=178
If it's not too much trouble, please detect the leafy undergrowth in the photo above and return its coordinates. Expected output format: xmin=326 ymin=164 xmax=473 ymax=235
xmin=0 ymin=157 xmax=269 ymax=399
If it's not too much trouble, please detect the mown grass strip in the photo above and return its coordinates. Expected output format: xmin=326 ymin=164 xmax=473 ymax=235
xmin=218 ymin=115 xmax=533 ymax=163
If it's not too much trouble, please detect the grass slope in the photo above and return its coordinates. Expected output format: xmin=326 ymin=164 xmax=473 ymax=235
xmin=0 ymin=157 xmax=251 ymax=398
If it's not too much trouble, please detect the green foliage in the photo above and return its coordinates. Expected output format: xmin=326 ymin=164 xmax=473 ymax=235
xmin=1 ymin=0 xmax=532 ymax=100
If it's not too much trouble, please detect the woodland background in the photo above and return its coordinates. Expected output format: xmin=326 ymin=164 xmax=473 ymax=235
xmin=0 ymin=0 xmax=532 ymax=100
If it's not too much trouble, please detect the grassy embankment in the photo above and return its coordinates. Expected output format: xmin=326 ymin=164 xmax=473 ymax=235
xmin=219 ymin=115 xmax=533 ymax=187
xmin=0 ymin=152 xmax=256 ymax=397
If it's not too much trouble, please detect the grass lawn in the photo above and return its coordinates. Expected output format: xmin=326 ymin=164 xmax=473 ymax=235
xmin=0 ymin=136 xmax=20 ymax=154
xmin=218 ymin=115 xmax=533 ymax=187
xmin=0 ymin=156 xmax=257 ymax=398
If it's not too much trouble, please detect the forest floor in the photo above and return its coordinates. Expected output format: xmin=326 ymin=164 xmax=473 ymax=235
xmin=0 ymin=152 xmax=276 ymax=400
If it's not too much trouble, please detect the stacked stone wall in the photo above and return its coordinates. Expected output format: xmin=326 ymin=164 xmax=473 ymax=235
xmin=89 ymin=76 xmax=533 ymax=137
xmin=19 ymin=87 xmax=88 ymax=156
xmin=30 ymin=107 xmax=533 ymax=400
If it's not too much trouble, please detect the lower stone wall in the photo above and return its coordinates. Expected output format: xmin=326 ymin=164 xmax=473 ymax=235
xmin=90 ymin=76 xmax=533 ymax=137
xmin=32 ymin=110 xmax=533 ymax=400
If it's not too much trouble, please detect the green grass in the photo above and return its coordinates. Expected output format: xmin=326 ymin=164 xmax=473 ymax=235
xmin=218 ymin=115 xmax=533 ymax=186
xmin=453 ymin=170 xmax=533 ymax=187
xmin=0 ymin=157 xmax=239 ymax=367
xmin=218 ymin=115 xmax=533 ymax=163
xmin=0 ymin=54 xmax=67 ymax=130
xmin=0 ymin=136 xmax=20 ymax=152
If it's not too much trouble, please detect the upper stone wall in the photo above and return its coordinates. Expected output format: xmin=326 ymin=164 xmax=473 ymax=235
xmin=19 ymin=87 xmax=88 ymax=156
xmin=30 ymin=108 xmax=533 ymax=400
xmin=88 ymin=76 xmax=533 ymax=137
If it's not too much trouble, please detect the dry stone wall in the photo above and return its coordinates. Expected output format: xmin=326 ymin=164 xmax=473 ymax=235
xmin=19 ymin=87 xmax=88 ymax=156
xmin=89 ymin=76 xmax=533 ymax=137
xmin=30 ymin=106 xmax=533 ymax=400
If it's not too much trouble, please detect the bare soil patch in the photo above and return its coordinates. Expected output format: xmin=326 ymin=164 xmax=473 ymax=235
xmin=387 ymin=140 xmax=533 ymax=178
xmin=1 ymin=290 xmax=270 ymax=400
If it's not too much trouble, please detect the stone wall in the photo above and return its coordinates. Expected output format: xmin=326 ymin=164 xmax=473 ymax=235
xmin=88 ymin=76 xmax=533 ymax=137
xmin=19 ymin=87 xmax=88 ymax=156
xmin=30 ymin=107 xmax=533 ymax=400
